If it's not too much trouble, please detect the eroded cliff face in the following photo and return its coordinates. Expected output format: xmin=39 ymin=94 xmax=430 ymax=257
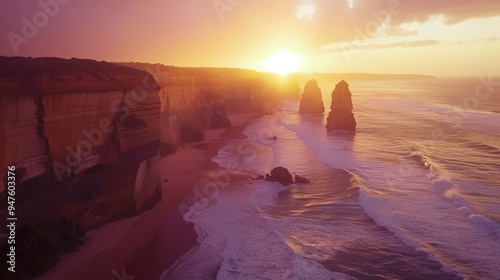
xmin=0 ymin=58 xmax=300 ymax=229
xmin=119 ymin=63 xmax=300 ymax=145
xmin=0 ymin=57 xmax=162 ymax=229
xmin=326 ymin=80 xmax=356 ymax=131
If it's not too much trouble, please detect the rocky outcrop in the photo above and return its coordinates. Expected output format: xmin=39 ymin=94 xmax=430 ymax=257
xmin=0 ymin=56 xmax=162 ymax=229
xmin=299 ymin=79 xmax=324 ymax=114
xmin=294 ymin=175 xmax=310 ymax=184
xmin=263 ymin=168 xmax=311 ymax=185
xmin=326 ymin=80 xmax=356 ymax=131
xmin=265 ymin=167 xmax=294 ymax=185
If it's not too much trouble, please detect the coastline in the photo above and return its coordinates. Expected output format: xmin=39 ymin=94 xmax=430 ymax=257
xmin=38 ymin=114 xmax=260 ymax=280
xmin=123 ymin=114 xmax=258 ymax=280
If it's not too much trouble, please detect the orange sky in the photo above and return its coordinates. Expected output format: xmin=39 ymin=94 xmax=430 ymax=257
xmin=1 ymin=0 xmax=499 ymax=76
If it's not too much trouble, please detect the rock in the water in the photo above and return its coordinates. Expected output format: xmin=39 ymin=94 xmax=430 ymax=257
xmin=255 ymin=175 xmax=265 ymax=180
xmin=265 ymin=174 xmax=272 ymax=181
xmin=299 ymin=79 xmax=325 ymax=114
xmin=326 ymin=80 xmax=356 ymax=131
xmin=294 ymin=175 xmax=310 ymax=184
xmin=268 ymin=167 xmax=294 ymax=185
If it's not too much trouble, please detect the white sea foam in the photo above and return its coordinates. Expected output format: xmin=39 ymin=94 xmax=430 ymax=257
xmin=165 ymin=84 xmax=500 ymax=279
xmin=166 ymin=179 xmax=354 ymax=279
xmin=359 ymin=97 xmax=500 ymax=133
xmin=279 ymin=98 xmax=500 ymax=279
xmin=275 ymin=115 xmax=358 ymax=170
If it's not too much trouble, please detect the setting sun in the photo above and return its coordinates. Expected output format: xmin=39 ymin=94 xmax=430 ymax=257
xmin=263 ymin=51 xmax=301 ymax=74
xmin=2 ymin=1 xmax=500 ymax=279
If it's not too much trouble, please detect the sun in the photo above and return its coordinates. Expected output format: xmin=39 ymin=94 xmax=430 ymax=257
xmin=263 ymin=51 xmax=301 ymax=75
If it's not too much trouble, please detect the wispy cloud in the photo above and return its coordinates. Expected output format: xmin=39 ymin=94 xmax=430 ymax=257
xmin=315 ymin=39 xmax=440 ymax=54
xmin=297 ymin=0 xmax=315 ymax=20
xmin=315 ymin=14 xmax=500 ymax=54
xmin=347 ymin=0 xmax=357 ymax=9
xmin=1 ymin=0 xmax=499 ymax=74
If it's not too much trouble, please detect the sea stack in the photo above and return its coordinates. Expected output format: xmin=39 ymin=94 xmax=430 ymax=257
xmin=299 ymin=79 xmax=325 ymax=114
xmin=326 ymin=80 xmax=356 ymax=131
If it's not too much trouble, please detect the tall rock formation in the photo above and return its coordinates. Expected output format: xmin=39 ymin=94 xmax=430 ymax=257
xmin=326 ymin=80 xmax=356 ymax=131
xmin=299 ymin=79 xmax=324 ymax=113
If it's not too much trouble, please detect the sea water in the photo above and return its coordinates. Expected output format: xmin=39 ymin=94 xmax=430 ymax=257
xmin=163 ymin=78 xmax=500 ymax=280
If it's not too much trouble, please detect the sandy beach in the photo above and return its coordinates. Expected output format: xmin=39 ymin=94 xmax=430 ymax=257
xmin=38 ymin=114 xmax=259 ymax=280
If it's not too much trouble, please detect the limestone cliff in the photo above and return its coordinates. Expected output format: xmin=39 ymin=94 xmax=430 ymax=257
xmin=0 ymin=58 xmax=301 ymax=229
xmin=299 ymin=79 xmax=325 ymax=114
xmin=326 ymin=80 xmax=356 ymax=131
xmin=0 ymin=57 xmax=162 ymax=229
xmin=118 ymin=63 xmax=300 ymax=145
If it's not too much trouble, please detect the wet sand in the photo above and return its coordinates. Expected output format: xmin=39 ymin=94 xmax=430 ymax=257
xmin=124 ymin=115 xmax=257 ymax=280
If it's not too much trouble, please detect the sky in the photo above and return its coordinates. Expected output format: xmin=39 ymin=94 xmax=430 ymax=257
xmin=1 ymin=0 xmax=499 ymax=76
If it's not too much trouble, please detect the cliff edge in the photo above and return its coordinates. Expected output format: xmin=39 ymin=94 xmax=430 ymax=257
xmin=0 ymin=56 xmax=162 ymax=229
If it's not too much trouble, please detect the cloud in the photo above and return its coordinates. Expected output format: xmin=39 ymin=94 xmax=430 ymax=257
xmin=289 ymin=0 xmax=500 ymax=47
xmin=397 ymin=0 xmax=500 ymax=24
xmin=347 ymin=0 xmax=357 ymax=9
xmin=1 ymin=0 xmax=499 ymax=68
xmin=454 ymin=37 xmax=500 ymax=44
xmin=297 ymin=0 xmax=315 ymax=20
xmin=371 ymin=39 xmax=440 ymax=49
xmin=315 ymin=39 xmax=440 ymax=54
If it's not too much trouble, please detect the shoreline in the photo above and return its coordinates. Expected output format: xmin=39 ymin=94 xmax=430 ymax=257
xmin=123 ymin=114 xmax=258 ymax=280
xmin=38 ymin=114 xmax=260 ymax=280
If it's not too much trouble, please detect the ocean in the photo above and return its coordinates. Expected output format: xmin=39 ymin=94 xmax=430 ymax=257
xmin=162 ymin=78 xmax=500 ymax=280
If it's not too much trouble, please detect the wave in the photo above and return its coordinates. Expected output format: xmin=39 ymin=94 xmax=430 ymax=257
xmin=401 ymin=145 xmax=500 ymax=236
xmin=466 ymin=140 xmax=500 ymax=154
xmin=407 ymin=152 xmax=432 ymax=169
xmin=167 ymin=101 xmax=500 ymax=279
xmin=359 ymin=97 xmax=500 ymax=133
xmin=277 ymin=102 xmax=500 ymax=279
xmin=357 ymin=157 xmax=500 ymax=280
xmin=165 ymin=178 xmax=352 ymax=280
